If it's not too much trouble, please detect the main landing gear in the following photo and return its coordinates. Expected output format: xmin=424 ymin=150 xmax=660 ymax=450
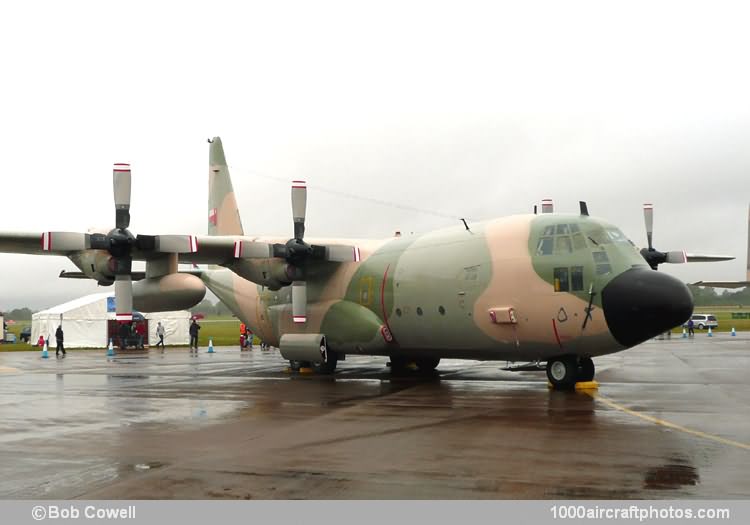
xmin=388 ymin=356 xmax=440 ymax=375
xmin=288 ymin=351 xmax=339 ymax=375
xmin=546 ymin=355 xmax=595 ymax=390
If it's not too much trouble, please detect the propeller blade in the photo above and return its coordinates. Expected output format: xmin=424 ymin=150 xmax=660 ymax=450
xmin=292 ymin=281 xmax=307 ymax=323
xmin=113 ymin=163 xmax=132 ymax=229
xmin=233 ymin=240 xmax=273 ymax=259
xmin=321 ymin=244 xmax=362 ymax=262
xmin=685 ymin=253 xmax=736 ymax=262
xmin=665 ymin=251 xmax=687 ymax=264
xmin=291 ymin=180 xmax=307 ymax=240
xmin=41 ymin=232 xmax=90 ymax=252
xmin=643 ymin=203 xmax=654 ymax=250
xmin=114 ymin=275 xmax=133 ymax=322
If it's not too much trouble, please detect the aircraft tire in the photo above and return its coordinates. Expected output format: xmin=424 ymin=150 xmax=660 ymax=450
xmin=289 ymin=360 xmax=301 ymax=372
xmin=389 ymin=356 xmax=411 ymax=375
xmin=578 ymin=357 xmax=595 ymax=382
xmin=546 ymin=356 xmax=578 ymax=390
xmin=316 ymin=351 xmax=338 ymax=375
xmin=415 ymin=357 xmax=440 ymax=373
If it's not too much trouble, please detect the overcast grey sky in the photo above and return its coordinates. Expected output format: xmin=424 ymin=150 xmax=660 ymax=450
xmin=1 ymin=0 xmax=749 ymax=310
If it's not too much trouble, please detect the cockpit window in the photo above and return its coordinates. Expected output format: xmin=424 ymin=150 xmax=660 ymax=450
xmin=555 ymin=236 xmax=572 ymax=254
xmin=536 ymin=237 xmax=553 ymax=255
xmin=606 ymin=228 xmax=629 ymax=243
xmin=536 ymin=223 xmax=589 ymax=255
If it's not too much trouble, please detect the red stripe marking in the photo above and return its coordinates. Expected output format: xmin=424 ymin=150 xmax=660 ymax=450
xmin=380 ymin=264 xmax=395 ymax=343
xmin=552 ymin=318 xmax=563 ymax=349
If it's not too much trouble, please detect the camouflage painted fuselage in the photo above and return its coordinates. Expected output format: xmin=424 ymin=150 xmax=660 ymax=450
xmin=203 ymin=212 xmax=649 ymax=361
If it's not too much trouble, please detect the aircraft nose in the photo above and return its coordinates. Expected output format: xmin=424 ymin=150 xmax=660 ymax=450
xmin=601 ymin=268 xmax=693 ymax=348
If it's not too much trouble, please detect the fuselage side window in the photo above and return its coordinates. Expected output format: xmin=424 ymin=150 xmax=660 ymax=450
xmin=553 ymin=267 xmax=569 ymax=292
xmin=571 ymin=266 xmax=584 ymax=291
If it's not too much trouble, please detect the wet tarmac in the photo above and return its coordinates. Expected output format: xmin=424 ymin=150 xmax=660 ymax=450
xmin=1 ymin=333 xmax=749 ymax=499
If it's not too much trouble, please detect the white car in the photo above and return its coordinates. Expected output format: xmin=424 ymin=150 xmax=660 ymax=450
xmin=684 ymin=314 xmax=718 ymax=330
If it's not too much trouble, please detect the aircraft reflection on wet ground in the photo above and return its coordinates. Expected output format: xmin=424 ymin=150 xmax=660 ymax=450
xmin=0 ymin=333 xmax=749 ymax=499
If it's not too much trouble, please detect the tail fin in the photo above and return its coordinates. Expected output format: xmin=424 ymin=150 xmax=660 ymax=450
xmin=208 ymin=137 xmax=244 ymax=236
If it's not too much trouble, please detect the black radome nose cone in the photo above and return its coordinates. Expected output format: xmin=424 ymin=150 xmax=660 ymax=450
xmin=601 ymin=269 xmax=693 ymax=348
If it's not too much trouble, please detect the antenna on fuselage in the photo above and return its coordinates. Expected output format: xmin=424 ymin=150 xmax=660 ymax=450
xmin=460 ymin=218 xmax=471 ymax=232
xmin=580 ymin=201 xmax=589 ymax=216
xmin=533 ymin=205 xmax=538 ymax=215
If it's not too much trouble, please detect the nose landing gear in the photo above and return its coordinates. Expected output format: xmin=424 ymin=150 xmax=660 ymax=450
xmin=546 ymin=355 xmax=595 ymax=390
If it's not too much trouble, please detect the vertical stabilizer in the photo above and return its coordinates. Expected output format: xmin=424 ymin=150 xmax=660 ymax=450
xmin=208 ymin=137 xmax=244 ymax=236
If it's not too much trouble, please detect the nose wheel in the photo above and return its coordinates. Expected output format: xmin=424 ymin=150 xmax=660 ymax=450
xmin=578 ymin=356 xmax=595 ymax=382
xmin=546 ymin=356 xmax=596 ymax=389
xmin=546 ymin=356 xmax=579 ymax=390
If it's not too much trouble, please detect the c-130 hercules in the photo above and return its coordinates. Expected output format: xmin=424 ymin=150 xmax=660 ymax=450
xmin=0 ymin=137 xmax=734 ymax=389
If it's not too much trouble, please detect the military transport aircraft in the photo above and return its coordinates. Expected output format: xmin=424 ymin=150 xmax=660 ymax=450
xmin=0 ymin=138 xmax=735 ymax=389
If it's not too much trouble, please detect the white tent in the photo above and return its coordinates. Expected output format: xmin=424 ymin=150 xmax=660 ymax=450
xmin=31 ymin=292 xmax=190 ymax=348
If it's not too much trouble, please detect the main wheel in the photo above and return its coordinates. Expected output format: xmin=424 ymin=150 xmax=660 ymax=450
xmin=316 ymin=351 xmax=339 ymax=375
xmin=414 ymin=357 xmax=440 ymax=373
xmin=546 ymin=356 xmax=579 ymax=390
xmin=388 ymin=356 xmax=412 ymax=375
xmin=578 ymin=356 xmax=595 ymax=382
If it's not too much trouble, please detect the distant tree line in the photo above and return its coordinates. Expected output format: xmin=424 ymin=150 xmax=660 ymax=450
xmin=190 ymin=299 xmax=234 ymax=317
xmin=689 ymin=285 xmax=750 ymax=307
xmin=3 ymin=307 xmax=35 ymax=320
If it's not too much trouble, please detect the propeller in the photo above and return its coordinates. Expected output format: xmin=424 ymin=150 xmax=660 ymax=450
xmin=41 ymin=164 xmax=199 ymax=322
xmin=640 ymin=203 xmax=732 ymax=269
xmin=231 ymin=180 xmax=361 ymax=323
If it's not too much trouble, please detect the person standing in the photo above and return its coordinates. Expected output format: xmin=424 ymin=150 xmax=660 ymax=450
xmin=687 ymin=318 xmax=695 ymax=337
xmin=55 ymin=324 xmax=66 ymax=357
xmin=155 ymin=321 xmax=166 ymax=350
xmin=135 ymin=321 xmax=146 ymax=349
xmin=119 ymin=322 xmax=131 ymax=350
xmin=189 ymin=319 xmax=201 ymax=352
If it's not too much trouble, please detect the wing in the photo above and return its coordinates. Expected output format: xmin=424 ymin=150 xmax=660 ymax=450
xmin=691 ymin=281 xmax=750 ymax=289
xmin=0 ymin=231 xmax=61 ymax=255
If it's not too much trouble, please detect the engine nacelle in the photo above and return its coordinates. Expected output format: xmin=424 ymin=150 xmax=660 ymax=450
xmin=227 ymin=258 xmax=294 ymax=291
xmin=133 ymin=273 xmax=206 ymax=312
xmin=68 ymin=250 xmax=115 ymax=285
xmin=279 ymin=333 xmax=328 ymax=363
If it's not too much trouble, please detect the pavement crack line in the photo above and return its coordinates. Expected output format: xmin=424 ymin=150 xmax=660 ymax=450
xmin=587 ymin=391 xmax=750 ymax=451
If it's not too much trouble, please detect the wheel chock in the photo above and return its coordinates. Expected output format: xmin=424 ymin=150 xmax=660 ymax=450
xmin=575 ymin=380 xmax=599 ymax=391
xmin=299 ymin=367 xmax=314 ymax=374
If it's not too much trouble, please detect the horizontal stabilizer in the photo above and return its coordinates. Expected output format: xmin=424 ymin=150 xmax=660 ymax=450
xmin=59 ymin=270 xmax=146 ymax=281
xmin=691 ymin=280 xmax=749 ymax=289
